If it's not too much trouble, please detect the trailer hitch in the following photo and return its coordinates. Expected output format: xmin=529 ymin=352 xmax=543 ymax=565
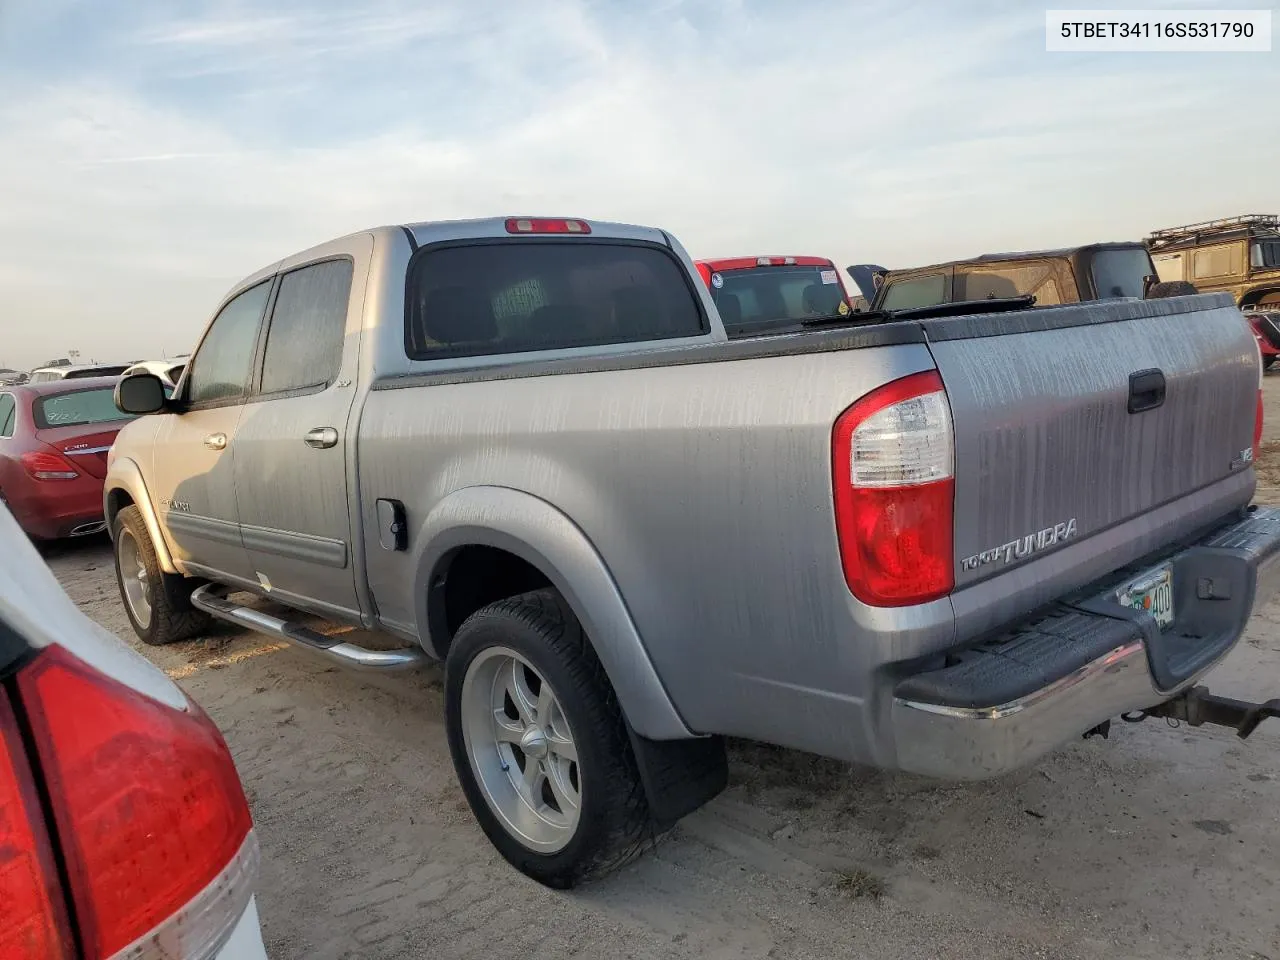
xmin=1131 ymin=686 xmax=1280 ymax=739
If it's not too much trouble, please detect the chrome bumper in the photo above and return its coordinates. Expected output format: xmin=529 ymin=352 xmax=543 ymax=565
xmin=892 ymin=506 xmax=1280 ymax=780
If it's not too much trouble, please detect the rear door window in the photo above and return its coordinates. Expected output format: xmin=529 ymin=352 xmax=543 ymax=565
xmin=405 ymin=242 xmax=707 ymax=360
xmin=954 ymin=260 xmax=1063 ymax=304
xmin=258 ymin=259 xmax=353 ymax=395
xmin=185 ymin=281 xmax=272 ymax=405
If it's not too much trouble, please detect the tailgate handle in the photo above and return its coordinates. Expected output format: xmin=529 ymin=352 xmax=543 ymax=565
xmin=1128 ymin=369 xmax=1166 ymax=414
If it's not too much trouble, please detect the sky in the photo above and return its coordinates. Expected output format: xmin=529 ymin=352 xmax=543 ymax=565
xmin=0 ymin=0 xmax=1276 ymax=370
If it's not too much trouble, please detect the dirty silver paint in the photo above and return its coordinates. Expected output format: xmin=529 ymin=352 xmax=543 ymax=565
xmin=107 ymin=219 xmax=1262 ymax=770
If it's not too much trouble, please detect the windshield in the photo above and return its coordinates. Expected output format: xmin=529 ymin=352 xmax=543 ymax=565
xmin=34 ymin=387 xmax=136 ymax=429
xmin=1091 ymin=248 xmax=1153 ymax=299
xmin=708 ymin=265 xmax=847 ymax=333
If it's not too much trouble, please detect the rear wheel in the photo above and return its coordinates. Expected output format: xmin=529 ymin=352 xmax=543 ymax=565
xmin=1265 ymin=356 xmax=1276 ymax=370
xmin=112 ymin=505 xmax=210 ymax=646
xmin=444 ymin=588 xmax=655 ymax=888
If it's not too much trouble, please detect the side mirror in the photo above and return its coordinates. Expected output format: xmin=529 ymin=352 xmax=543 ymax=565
xmin=115 ymin=373 xmax=168 ymax=415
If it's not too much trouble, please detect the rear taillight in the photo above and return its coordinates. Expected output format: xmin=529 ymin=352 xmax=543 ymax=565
xmin=0 ymin=692 xmax=75 ymax=960
xmin=17 ymin=646 xmax=256 ymax=959
xmin=832 ymin=370 xmax=955 ymax=606
xmin=20 ymin=451 xmax=79 ymax=481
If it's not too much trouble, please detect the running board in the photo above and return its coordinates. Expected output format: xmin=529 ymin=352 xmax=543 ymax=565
xmin=190 ymin=584 xmax=428 ymax=671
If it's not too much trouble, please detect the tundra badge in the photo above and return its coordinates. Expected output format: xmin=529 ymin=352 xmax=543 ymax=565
xmin=961 ymin=519 xmax=1078 ymax=572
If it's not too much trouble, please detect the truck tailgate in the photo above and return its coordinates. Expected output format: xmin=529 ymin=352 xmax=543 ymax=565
xmin=923 ymin=294 xmax=1259 ymax=589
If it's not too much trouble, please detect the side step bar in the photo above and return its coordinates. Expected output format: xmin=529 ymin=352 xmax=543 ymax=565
xmin=190 ymin=584 xmax=429 ymax=671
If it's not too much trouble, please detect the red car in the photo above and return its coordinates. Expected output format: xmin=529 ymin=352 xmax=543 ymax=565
xmin=694 ymin=256 xmax=858 ymax=334
xmin=0 ymin=377 xmax=138 ymax=540
xmin=1245 ymin=310 xmax=1280 ymax=370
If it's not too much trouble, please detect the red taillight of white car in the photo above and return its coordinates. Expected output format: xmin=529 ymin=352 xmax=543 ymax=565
xmin=0 ymin=692 xmax=76 ymax=959
xmin=15 ymin=645 xmax=257 ymax=960
xmin=832 ymin=370 xmax=955 ymax=606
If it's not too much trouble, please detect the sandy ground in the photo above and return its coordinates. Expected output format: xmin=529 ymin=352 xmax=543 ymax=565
xmin=40 ymin=377 xmax=1280 ymax=960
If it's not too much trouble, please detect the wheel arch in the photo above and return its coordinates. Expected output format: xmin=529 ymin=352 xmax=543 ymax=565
xmin=103 ymin=458 xmax=180 ymax=574
xmin=1240 ymin=286 xmax=1280 ymax=309
xmin=412 ymin=485 xmax=693 ymax=742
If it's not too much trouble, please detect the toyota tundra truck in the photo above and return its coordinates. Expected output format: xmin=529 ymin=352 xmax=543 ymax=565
xmin=103 ymin=215 xmax=1280 ymax=888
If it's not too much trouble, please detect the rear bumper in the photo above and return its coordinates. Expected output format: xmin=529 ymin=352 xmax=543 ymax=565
xmin=6 ymin=478 xmax=106 ymax=539
xmin=891 ymin=506 xmax=1280 ymax=780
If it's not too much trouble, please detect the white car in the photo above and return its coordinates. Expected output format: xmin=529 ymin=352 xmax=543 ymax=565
xmin=121 ymin=359 xmax=187 ymax=391
xmin=27 ymin=363 xmax=133 ymax=384
xmin=0 ymin=502 xmax=268 ymax=959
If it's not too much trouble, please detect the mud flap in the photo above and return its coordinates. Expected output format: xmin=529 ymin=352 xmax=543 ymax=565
xmin=625 ymin=724 xmax=728 ymax=830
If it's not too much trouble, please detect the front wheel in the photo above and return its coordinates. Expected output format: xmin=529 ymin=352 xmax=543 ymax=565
xmin=112 ymin=505 xmax=210 ymax=645
xmin=444 ymin=589 xmax=656 ymax=888
xmin=1265 ymin=355 xmax=1276 ymax=370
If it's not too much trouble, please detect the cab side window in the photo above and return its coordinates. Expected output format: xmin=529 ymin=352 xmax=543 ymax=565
xmin=258 ymin=259 xmax=353 ymax=395
xmin=185 ymin=281 xmax=272 ymax=405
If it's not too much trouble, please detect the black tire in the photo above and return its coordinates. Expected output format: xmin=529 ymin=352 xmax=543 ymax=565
xmin=112 ymin=505 xmax=211 ymax=646
xmin=1265 ymin=356 xmax=1276 ymax=370
xmin=444 ymin=588 xmax=656 ymax=888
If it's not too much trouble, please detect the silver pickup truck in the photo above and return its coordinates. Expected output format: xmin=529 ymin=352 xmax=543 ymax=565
xmin=105 ymin=216 xmax=1280 ymax=887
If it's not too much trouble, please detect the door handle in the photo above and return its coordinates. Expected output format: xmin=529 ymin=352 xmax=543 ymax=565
xmin=304 ymin=427 xmax=339 ymax=449
xmin=203 ymin=432 xmax=228 ymax=451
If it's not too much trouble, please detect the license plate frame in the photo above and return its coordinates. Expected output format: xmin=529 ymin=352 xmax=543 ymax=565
xmin=1117 ymin=565 xmax=1175 ymax=630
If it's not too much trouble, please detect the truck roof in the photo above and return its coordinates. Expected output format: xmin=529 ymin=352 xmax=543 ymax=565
xmin=896 ymin=241 xmax=1146 ymax=272
xmin=225 ymin=217 xmax=679 ymax=302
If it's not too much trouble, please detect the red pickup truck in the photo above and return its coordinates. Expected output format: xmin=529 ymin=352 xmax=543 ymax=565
xmin=694 ymin=256 xmax=857 ymax=335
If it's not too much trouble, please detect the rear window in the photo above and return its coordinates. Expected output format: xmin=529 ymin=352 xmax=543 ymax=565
xmin=707 ymin=265 xmax=847 ymax=334
xmin=1091 ymin=248 xmax=1154 ymax=299
xmin=63 ymin=365 xmax=128 ymax=380
xmin=405 ymin=241 xmax=707 ymax=360
xmin=34 ymin=388 xmax=135 ymax=429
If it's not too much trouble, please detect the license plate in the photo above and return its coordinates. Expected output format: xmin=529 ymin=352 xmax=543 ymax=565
xmin=1117 ymin=566 xmax=1175 ymax=629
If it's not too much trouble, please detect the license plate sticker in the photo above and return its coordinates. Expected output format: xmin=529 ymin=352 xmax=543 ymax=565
xmin=1117 ymin=566 xmax=1175 ymax=629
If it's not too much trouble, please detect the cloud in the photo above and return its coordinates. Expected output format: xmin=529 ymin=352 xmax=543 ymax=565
xmin=0 ymin=0 xmax=1276 ymax=368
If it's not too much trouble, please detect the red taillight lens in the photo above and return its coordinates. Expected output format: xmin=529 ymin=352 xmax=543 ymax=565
xmin=17 ymin=646 xmax=254 ymax=959
xmin=832 ymin=370 xmax=955 ymax=606
xmin=504 ymin=217 xmax=591 ymax=235
xmin=0 ymin=692 xmax=75 ymax=960
xmin=20 ymin=451 xmax=79 ymax=481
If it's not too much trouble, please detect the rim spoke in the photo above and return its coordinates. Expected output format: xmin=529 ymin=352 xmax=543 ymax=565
xmin=493 ymin=710 xmax=523 ymax=743
xmin=545 ymin=758 xmax=579 ymax=813
xmin=521 ymin=756 xmax=543 ymax=804
xmin=505 ymin=660 xmax=537 ymax=724
xmin=535 ymin=682 xmax=554 ymax=725
xmin=547 ymin=732 xmax=577 ymax=763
